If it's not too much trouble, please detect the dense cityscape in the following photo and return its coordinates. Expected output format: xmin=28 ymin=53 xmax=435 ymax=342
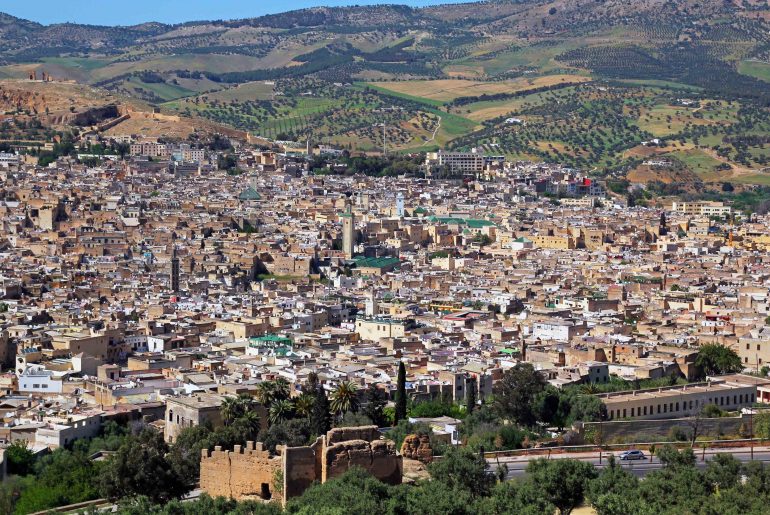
xmin=2 ymin=0 xmax=770 ymax=514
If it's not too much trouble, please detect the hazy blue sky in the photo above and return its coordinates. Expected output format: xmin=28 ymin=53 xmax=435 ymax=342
xmin=3 ymin=0 xmax=469 ymax=26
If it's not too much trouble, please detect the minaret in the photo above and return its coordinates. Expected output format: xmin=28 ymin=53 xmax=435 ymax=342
xmin=396 ymin=192 xmax=404 ymax=218
xmin=170 ymin=246 xmax=180 ymax=294
xmin=342 ymin=202 xmax=355 ymax=259
xmin=365 ymin=290 xmax=378 ymax=317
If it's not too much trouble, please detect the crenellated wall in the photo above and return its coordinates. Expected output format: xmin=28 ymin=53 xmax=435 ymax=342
xmin=200 ymin=441 xmax=280 ymax=500
xmin=199 ymin=426 xmax=402 ymax=505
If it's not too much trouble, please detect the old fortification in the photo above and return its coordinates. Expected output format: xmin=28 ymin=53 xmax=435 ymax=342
xmin=200 ymin=425 xmax=402 ymax=505
xmin=400 ymin=433 xmax=433 ymax=463
xmin=200 ymin=441 xmax=280 ymax=500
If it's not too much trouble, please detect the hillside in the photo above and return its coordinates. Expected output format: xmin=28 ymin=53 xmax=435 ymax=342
xmin=2 ymin=0 xmax=770 ymax=183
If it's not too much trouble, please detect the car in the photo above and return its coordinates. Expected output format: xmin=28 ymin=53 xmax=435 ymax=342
xmin=618 ymin=450 xmax=646 ymax=461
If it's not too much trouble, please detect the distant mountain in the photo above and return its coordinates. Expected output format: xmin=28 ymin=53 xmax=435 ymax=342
xmin=2 ymin=0 xmax=770 ymax=183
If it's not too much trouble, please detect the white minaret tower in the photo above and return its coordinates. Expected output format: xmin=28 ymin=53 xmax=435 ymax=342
xmin=365 ymin=290 xmax=378 ymax=317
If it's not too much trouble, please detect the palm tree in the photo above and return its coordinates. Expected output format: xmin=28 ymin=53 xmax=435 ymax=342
xmin=255 ymin=381 xmax=277 ymax=408
xmin=294 ymin=392 xmax=315 ymax=419
xmin=269 ymin=399 xmax=295 ymax=425
xmin=274 ymin=378 xmax=291 ymax=402
xmin=235 ymin=409 xmax=262 ymax=439
xmin=221 ymin=394 xmax=256 ymax=426
xmin=330 ymin=381 xmax=359 ymax=417
xmin=221 ymin=396 xmax=240 ymax=426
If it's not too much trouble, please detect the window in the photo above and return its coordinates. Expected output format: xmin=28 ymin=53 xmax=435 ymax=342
xmin=623 ymin=409 xmax=626 ymax=418
xmin=675 ymin=402 xmax=679 ymax=411
xmin=657 ymin=405 xmax=661 ymax=414
xmin=631 ymin=408 xmax=635 ymax=417
xmin=169 ymin=410 xmax=173 ymax=422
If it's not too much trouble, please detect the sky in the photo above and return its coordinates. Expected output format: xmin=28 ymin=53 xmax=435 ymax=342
xmin=2 ymin=0 xmax=470 ymax=26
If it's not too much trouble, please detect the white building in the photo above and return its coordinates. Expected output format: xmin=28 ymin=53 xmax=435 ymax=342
xmin=18 ymin=366 xmax=64 ymax=394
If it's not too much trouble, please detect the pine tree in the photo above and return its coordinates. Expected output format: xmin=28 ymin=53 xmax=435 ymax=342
xmin=395 ymin=361 xmax=407 ymax=425
xmin=311 ymin=386 xmax=331 ymax=436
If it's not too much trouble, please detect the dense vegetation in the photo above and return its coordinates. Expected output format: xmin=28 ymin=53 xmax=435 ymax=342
xmin=113 ymin=445 xmax=770 ymax=515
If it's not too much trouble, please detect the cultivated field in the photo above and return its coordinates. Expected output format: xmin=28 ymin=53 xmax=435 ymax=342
xmin=371 ymin=75 xmax=590 ymax=103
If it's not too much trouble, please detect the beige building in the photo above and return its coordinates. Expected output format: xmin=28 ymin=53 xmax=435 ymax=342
xmin=165 ymin=393 xmax=226 ymax=443
xmin=355 ymin=318 xmax=407 ymax=342
xmin=600 ymin=375 xmax=769 ymax=421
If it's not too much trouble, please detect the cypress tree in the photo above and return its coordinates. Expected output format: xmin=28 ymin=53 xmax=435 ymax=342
xmin=311 ymin=386 xmax=331 ymax=436
xmin=466 ymin=376 xmax=477 ymax=414
xmin=395 ymin=361 xmax=407 ymax=424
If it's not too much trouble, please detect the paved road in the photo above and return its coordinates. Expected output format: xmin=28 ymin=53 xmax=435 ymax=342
xmin=487 ymin=446 xmax=770 ymax=479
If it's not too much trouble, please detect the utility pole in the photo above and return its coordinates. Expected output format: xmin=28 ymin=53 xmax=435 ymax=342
xmin=750 ymin=407 xmax=754 ymax=460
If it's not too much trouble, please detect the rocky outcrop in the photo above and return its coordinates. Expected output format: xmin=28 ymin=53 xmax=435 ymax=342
xmin=400 ymin=433 xmax=433 ymax=463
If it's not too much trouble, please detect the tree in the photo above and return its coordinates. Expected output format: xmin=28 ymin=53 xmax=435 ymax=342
xmin=221 ymin=394 xmax=259 ymax=426
xmin=294 ymin=392 xmax=315 ymax=419
xmin=255 ymin=381 xmax=278 ymax=408
xmin=100 ymin=429 xmax=186 ymax=503
xmin=330 ymin=381 xmax=360 ymax=417
xmin=704 ymin=453 xmax=741 ymax=491
xmin=395 ymin=361 xmax=407 ymax=425
xmin=363 ymin=384 xmax=388 ymax=427
xmin=310 ymin=386 xmax=332 ymax=436
xmin=586 ymin=455 xmax=639 ymax=515
xmin=493 ymin=363 xmax=547 ymax=427
xmin=534 ymin=386 xmax=571 ymax=429
xmin=477 ymin=479 xmax=555 ymax=515
xmin=269 ymin=399 xmax=295 ymax=425
xmin=167 ymin=424 xmax=214 ymax=488
xmin=285 ymin=468 xmax=394 ymax=514
xmin=695 ymin=344 xmax=742 ymax=378
xmin=274 ymin=378 xmax=291 ymax=402
xmin=656 ymin=445 xmax=696 ymax=468
xmin=466 ymin=376 xmax=477 ymax=414
xmin=258 ymin=419 xmax=312 ymax=453
xmin=404 ymin=479 xmax=475 ymax=515
xmin=526 ymin=458 xmax=598 ymax=515
xmin=6 ymin=440 xmax=35 ymax=476
xmin=427 ymin=446 xmax=494 ymax=498
xmin=567 ymin=394 xmax=607 ymax=423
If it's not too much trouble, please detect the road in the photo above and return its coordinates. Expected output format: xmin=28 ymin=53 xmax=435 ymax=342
xmin=487 ymin=446 xmax=770 ymax=479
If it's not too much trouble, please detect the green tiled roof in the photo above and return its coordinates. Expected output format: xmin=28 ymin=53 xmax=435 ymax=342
xmin=428 ymin=216 xmax=495 ymax=228
xmin=238 ymin=186 xmax=261 ymax=201
xmin=353 ymin=256 xmax=400 ymax=269
xmin=250 ymin=334 xmax=292 ymax=345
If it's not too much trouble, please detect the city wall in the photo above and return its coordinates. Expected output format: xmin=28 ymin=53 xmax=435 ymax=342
xmin=200 ymin=426 xmax=402 ymax=505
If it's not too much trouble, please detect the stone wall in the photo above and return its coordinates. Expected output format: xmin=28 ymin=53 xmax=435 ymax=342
xmin=282 ymin=446 xmax=316 ymax=500
xmin=582 ymin=414 xmax=749 ymax=443
xmin=322 ymin=437 xmax=402 ymax=485
xmin=200 ymin=441 xmax=280 ymax=500
xmin=199 ymin=426 xmax=402 ymax=506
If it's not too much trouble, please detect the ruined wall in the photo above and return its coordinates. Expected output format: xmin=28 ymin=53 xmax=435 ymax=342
xmin=200 ymin=427 xmax=402 ymax=506
xmin=326 ymin=426 xmax=381 ymax=445
xmin=322 ymin=427 xmax=402 ymax=486
xmin=200 ymin=442 xmax=280 ymax=500
xmin=282 ymin=446 xmax=316 ymax=500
